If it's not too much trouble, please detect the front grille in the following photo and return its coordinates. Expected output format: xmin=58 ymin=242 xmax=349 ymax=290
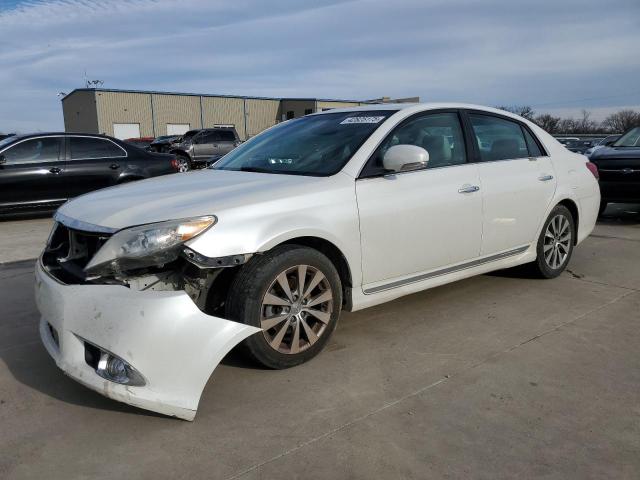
xmin=42 ymin=222 xmax=111 ymax=284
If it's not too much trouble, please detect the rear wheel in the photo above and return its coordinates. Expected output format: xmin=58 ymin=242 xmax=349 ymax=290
xmin=530 ymin=205 xmax=575 ymax=278
xmin=226 ymin=245 xmax=342 ymax=369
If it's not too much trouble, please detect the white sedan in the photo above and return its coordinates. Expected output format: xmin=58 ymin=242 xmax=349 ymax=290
xmin=35 ymin=103 xmax=600 ymax=420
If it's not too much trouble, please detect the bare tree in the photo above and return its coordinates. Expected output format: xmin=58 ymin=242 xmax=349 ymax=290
xmin=601 ymin=110 xmax=640 ymax=133
xmin=496 ymin=105 xmax=536 ymax=121
xmin=534 ymin=113 xmax=561 ymax=134
xmin=574 ymin=110 xmax=598 ymax=133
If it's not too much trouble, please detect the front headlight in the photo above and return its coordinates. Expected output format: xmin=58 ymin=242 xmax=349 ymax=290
xmin=84 ymin=216 xmax=216 ymax=275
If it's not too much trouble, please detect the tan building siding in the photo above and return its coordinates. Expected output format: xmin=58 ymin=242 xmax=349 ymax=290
xmin=62 ymin=90 xmax=99 ymax=133
xmin=62 ymin=89 xmax=411 ymax=140
xmin=201 ymin=96 xmax=246 ymax=139
xmin=95 ymin=91 xmax=154 ymax=137
xmin=316 ymin=100 xmax=362 ymax=111
xmin=152 ymin=94 xmax=202 ymax=136
xmin=245 ymin=99 xmax=280 ymax=138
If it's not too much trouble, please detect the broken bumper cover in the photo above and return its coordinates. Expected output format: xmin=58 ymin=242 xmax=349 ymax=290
xmin=34 ymin=260 xmax=260 ymax=420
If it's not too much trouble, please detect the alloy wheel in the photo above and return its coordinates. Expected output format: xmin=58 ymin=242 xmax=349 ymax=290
xmin=543 ymin=214 xmax=572 ymax=269
xmin=260 ymin=265 xmax=334 ymax=354
xmin=177 ymin=157 xmax=190 ymax=173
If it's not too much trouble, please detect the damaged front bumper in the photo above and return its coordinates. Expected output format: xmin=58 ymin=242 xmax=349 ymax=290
xmin=34 ymin=259 xmax=260 ymax=420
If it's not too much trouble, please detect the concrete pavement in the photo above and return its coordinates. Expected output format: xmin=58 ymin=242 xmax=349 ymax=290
xmin=0 ymin=206 xmax=639 ymax=479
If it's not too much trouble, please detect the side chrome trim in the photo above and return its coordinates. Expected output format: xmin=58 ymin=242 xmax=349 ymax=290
xmin=54 ymin=212 xmax=118 ymax=234
xmin=363 ymin=245 xmax=530 ymax=295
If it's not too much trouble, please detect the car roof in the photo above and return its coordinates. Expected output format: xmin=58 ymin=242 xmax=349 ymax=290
xmin=311 ymin=102 xmax=536 ymax=122
xmin=7 ymin=132 xmax=115 ymax=141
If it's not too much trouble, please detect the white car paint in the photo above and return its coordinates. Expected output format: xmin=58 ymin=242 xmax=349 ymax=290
xmin=36 ymin=103 xmax=600 ymax=420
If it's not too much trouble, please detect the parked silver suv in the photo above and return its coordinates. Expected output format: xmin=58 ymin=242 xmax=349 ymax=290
xmin=171 ymin=125 xmax=240 ymax=171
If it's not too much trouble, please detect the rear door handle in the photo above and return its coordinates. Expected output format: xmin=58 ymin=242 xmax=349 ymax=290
xmin=110 ymin=163 xmax=120 ymax=170
xmin=49 ymin=167 xmax=61 ymax=174
xmin=538 ymin=174 xmax=554 ymax=181
xmin=458 ymin=184 xmax=480 ymax=193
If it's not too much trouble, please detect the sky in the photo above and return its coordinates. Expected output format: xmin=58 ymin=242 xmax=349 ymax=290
xmin=1 ymin=0 xmax=639 ymax=132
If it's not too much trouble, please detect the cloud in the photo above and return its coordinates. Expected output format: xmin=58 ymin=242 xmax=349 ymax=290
xmin=1 ymin=0 xmax=639 ymax=132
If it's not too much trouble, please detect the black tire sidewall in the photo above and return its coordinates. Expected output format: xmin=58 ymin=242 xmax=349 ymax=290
xmin=227 ymin=245 xmax=343 ymax=369
xmin=535 ymin=205 xmax=575 ymax=278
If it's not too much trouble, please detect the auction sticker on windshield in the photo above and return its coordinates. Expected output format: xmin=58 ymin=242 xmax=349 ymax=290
xmin=340 ymin=116 xmax=386 ymax=124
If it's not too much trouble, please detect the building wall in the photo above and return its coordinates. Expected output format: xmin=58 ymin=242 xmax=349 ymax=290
xmin=201 ymin=96 xmax=246 ymax=139
xmin=152 ymin=94 xmax=202 ymax=136
xmin=316 ymin=100 xmax=362 ymax=111
xmin=245 ymin=99 xmax=280 ymax=138
xmin=62 ymin=90 xmax=99 ymax=133
xmin=279 ymin=100 xmax=316 ymax=120
xmin=95 ymin=91 xmax=154 ymax=137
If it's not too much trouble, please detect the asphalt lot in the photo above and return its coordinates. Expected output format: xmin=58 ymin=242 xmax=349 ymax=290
xmin=1 ymin=205 xmax=639 ymax=479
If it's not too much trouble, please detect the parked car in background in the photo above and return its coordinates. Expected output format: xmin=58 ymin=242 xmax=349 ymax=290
xmin=35 ymin=103 xmax=599 ymax=420
xmin=149 ymin=135 xmax=181 ymax=153
xmin=556 ymin=137 xmax=580 ymax=145
xmin=123 ymin=137 xmax=155 ymax=150
xmin=170 ymin=125 xmax=241 ymax=170
xmin=589 ymin=127 xmax=640 ymax=214
xmin=585 ymin=135 xmax=620 ymax=158
xmin=564 ymin=139 xmax=591 ymax=154
xmin=0 ymin=133 xmax=180 ymax=215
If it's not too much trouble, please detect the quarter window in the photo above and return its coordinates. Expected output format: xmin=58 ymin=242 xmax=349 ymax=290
xmin=2 ymin=137 xmax=60 ymax=164
xmin=363 ymin=112 xmax=467 ymax=176
xmin=522 ymin=127 xmax=543 ymax=157
xmin=217 ymin=130 xmax=236 ymax=142
xmin=469 ymin=114 xmax=531 ymax=161
xmin=70 ymin=137 xmax=125 ymax=159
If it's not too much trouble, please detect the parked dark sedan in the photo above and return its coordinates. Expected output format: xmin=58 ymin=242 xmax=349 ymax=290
xmin=0 ymin=133 xmax=180 ymax=215
xmin=589 ymin=126 xmax=640 ymax=214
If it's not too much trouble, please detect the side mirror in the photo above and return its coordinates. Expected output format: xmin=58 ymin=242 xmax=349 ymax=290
xmin=382 ymin=144 xmax=429 ymax=173
xmin=604 ymin=140 xmax=615 ymax=146
xmin=0 ymin=154 xmax=5 ymax=165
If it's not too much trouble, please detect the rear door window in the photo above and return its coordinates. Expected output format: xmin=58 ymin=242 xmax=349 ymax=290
xmin=217 ymin=130 xmax=236 ymax=142
xmin=468 ymin=114 xmax=530 ymax=161
xmin=70 ymin=137 xmax=125 ymax=159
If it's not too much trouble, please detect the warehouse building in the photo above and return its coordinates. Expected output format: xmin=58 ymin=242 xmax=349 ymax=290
xmin=62 ymin=88 xmax=418 ymax=140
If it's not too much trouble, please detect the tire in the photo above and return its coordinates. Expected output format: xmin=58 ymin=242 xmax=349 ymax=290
xmin=176 ymin=154 xmax=191 ymax=172
xmin=530 ymin=205 xmax=575 ymax=279
xmin=598 ymin=200 xmax=608 ymax=217
xmin=226 ymin=245 xmax=342 ymax=369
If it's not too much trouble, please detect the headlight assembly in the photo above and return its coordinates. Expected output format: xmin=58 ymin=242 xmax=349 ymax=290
xmin=84 ymin=216 xmax=216 ymax=275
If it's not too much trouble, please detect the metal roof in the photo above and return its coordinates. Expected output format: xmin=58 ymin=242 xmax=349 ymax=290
xmin=61 ymin=88 xmax=365 ymax=104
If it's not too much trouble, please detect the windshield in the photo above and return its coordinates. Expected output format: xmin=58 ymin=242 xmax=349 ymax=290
xmin=613 ymin=127 xmax=640 ymax=147
xmin=212 ymin=110 xmax=396 ymax=176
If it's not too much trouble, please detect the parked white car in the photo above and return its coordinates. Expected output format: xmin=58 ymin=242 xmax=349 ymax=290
xmin=35 ymin=103 xmax=600 ymax=420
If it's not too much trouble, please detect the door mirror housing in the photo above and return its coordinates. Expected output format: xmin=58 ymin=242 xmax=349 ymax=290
xmin=604 ymin=140 xmax=615 ymax=147
xmin=382 ymin=144 xmax=429 ymax=173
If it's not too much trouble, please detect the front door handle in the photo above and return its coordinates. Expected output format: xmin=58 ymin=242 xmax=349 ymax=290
xmin=110 ymin=163 xmax=120 ymax=170
xmin=538 ymin=174 xmax=554 ymax=182
xmin=49 ymin=167 xmax=61 ymax=174
xmin=458 ymin=184 xmax=480 ymax=193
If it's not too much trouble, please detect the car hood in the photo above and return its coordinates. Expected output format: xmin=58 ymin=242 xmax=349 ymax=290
xmin=58 ymin=169 xmax=330 ymax=230
xmin=590 ymin=146 xmax=640 ymax=160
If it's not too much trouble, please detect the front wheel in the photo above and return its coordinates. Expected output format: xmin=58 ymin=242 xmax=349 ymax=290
xmin=226 ymin=245 xmax=342 ymax=369
xmin=176 ymin=154 xmax=191 ymax=172
xmin=530 ymin=205 xmax=575 ymax=278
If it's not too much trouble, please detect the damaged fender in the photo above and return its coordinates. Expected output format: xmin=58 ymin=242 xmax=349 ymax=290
xmin=35 ymin=260 xmax=260 ymax=420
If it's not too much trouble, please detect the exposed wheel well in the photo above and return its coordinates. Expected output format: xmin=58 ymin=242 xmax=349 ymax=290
xmin=204 ymin=236 xmax=354 ymax=316
xmin=280 ymin=237 xmax=353 ymax=309
xmin=557 ymin=199 xmax=579 ymax=244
